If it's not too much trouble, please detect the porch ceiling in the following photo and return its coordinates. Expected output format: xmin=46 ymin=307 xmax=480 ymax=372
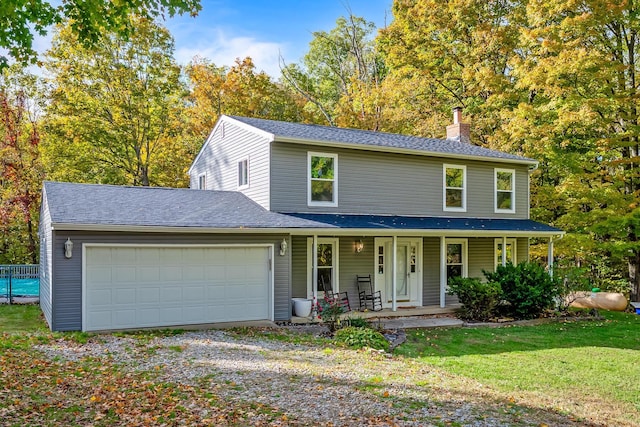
xmin=284 ymin=213 xmax=563 ymax=237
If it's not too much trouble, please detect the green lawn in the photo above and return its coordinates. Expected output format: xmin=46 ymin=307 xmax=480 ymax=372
xmin=396 ymin=310 xmax=640 ymax=425
xmin=0 ymin=304 xmax=47 ymax=333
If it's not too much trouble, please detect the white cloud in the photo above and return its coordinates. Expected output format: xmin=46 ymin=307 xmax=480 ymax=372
xmin=172 ymin=27 xmax=289 ymax=78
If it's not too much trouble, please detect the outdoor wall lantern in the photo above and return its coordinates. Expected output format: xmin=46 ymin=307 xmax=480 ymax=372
xmin=355 ymin=239 xmax=364 ymax=253
xmin=279 ymin=238 xmax=288 ymax=256
xmin=64 ymin=238 xmax=74 ymax=259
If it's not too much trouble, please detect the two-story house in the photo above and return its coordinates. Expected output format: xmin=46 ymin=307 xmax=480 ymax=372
xmin=39 ymin=110 xmax=563 ymax=331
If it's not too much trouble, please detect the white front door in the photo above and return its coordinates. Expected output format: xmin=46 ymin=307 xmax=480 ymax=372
xmin=374 ymin=238 xmax=422 ymax=307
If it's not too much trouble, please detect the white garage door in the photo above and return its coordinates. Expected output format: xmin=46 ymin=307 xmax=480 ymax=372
xmin=83 ymin=245 xmax=272 ymax=331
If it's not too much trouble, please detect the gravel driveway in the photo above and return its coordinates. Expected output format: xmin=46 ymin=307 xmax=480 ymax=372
xmin=37 ymin=328 xmax=581 ymax=426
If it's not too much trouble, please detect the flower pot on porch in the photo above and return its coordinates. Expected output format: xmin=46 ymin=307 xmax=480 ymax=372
xmin=292 ymin=298 xmax=312 ymax=317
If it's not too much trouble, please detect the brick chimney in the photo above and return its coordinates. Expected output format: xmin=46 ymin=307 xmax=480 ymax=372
xmin=446 ymin=106 xmax=470 ymax=143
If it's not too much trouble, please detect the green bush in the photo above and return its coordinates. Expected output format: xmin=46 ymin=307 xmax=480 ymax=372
xmin=334 ymin=326 xmax=390 ymax=352
xmin=447 ymin=276 xmax=501 ymax=321
xmin=484 ymin=262 xmax=561 ymax=320
xmin=345 ymin=317 xmax=370 ymax=328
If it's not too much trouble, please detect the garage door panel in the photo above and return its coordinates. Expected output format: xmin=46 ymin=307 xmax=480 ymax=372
xmin=84 ymin=246 xmax=272 ymax=331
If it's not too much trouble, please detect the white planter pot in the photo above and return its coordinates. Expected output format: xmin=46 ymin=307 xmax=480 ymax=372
xmin=292 ymin=298 xmax=312 ymax=317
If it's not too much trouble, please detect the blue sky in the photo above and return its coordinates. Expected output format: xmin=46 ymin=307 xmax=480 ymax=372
xmin=165 ymin=0 xmax=393 ymax=76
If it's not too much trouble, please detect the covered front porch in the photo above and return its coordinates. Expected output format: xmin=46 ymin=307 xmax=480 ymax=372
xmin=290 ymin=304 xmax=460 ymax=324
xmin=287 ymin=213 xmax=564 ymax=318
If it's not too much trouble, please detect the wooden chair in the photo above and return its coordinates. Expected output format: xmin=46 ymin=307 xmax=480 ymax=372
xmin=320 ymin=276 xmax=351 ymax=312
xmin=356 ymin=274 xmax=382 ymax=311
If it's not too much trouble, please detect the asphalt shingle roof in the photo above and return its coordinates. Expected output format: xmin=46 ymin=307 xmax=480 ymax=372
xmin=43 ymin=181 xmax=324 ymax=229
xmin=285 ymin=213 xmax=562 ymax=234
xmin=229 ymin=116 xmax=536 ymax=164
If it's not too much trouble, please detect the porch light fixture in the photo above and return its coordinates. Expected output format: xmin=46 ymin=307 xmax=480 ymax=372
xmin=64 ymin=238 xmax=74 ymax=259
xmin=355 ymin=239 xmax=364 ymax=253
xmin=279 ymin=238 xmax=288 ymax=256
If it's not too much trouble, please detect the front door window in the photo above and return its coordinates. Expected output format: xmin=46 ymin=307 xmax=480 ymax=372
xmin=317 ymin=243 xmax=334 ymax=293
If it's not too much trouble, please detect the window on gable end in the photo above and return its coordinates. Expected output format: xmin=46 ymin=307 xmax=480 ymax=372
xmin=238 ymin=158 xmax=249 ymax=188
xmin=308 ymin=152 xmax=337 ymax=206
xmin=198 ymin=174 xmax=206 ymax=190
xmin=495 ymin=168 xmax=515 ymax=213
xmin=443 ymin=164 xmax=466 ymax=211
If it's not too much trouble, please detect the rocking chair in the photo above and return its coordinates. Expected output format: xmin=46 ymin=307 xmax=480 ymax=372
xmin=356 ymin=274 xmax=382 ymax=311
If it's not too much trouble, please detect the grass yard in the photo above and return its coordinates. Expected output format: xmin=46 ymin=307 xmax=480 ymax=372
xmin=1 ymin=304 xmax=639 ymax=426
xmin=396 ymin=311 xmax=640 ymax=426
xmin=0 ymin=303 xmax=47 ymax=333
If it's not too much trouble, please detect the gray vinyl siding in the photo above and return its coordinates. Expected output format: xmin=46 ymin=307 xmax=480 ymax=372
xmin=270 ymin=142 xmax=529 ymax=218
xmin=291 ymin=236 xmax=307 ymax=299
xmin=338 ymin=237 xmax=374 ymax=310
xmin=517 ymin=238 xmax=529 ymax=262
xmin=423 ymin=237 xmax=440 ymax=306
xmin=468 ymin=238 xmax=494 ymax=279
xmin=39 ymin=193 xmax=53 ymax=328
xmin=50 ymin=232 xmax=289 ymax=331
xmin=189 ymin=122 xmax=271 ymax=209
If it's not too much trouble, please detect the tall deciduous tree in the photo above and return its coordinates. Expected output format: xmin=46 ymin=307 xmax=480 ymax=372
xmin=43 ymin=17 xmax=190 ymax=187
xmin=0 ymin=66 xmax=44 ymax=264
xmin=377 ymin=0 xmax=524 ymax=140
xmin=281 ymin=14 xmax=387 ymax=129
xmin=507 ymin=0 xmax=640 ymax=299
xmin=0 ymin=0 xmax=200 ymax=67
xmin=185 ymin=56 xmax=305 ymax=142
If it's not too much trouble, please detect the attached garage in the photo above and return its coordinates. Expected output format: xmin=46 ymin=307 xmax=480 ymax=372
xmin=39 ymin=182 xmax=324 ymax=332
xmin=83 ymin=245 xmax=273 ymax=331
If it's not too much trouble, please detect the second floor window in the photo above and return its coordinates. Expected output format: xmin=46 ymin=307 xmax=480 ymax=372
xmin=443 ymin=164 xmax=466 ymax=211
xmin=238 ymin=158 xmax=249 ymax=188
xmin=198 ymin=174 xmax=206 ymax=190
xmin=495 ymin=168 xmax=515 ymax=213
xmin=309 ymin=152 xmax=337 ymax=206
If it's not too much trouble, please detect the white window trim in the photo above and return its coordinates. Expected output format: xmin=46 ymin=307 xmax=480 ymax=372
xmin=306 ymin=237 xmax=340 ymax=298
xmin=238 ymin=156 xmax=250 ymax=190
xmin=495 ymin=168 xmax=516 ymax=213
xmin=494 ymin=238 xmax=517 ymax=268
xmin=308 ymin=152 xmax=338 ymax=207
xmin=197 ymin=173 xmax=206 ymax=190
xmin=446 ymin=238 xmax=468 ymax=278
xmin=443 ymin=164 xmax=467 ymax=212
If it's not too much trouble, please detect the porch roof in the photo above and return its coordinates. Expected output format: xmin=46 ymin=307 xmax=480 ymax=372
xmin=284 ymin=213 xmax=563 ymax=237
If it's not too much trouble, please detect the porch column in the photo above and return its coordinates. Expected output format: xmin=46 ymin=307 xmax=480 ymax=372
xmin=392 ymin=235 xmax=398 ymax=312
xmin=502 ymin=236 xmax=508 ymax=267
xmin=440 ymin=236 xmax=446 ymax=308
xmin=312 ymin=235 xmax=318 ymax=304
xmin=548 ymin=237 xmax=554 ymax=278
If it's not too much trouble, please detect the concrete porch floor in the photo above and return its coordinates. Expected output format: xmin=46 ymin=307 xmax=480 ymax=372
xmin=290 ymin=304 xmax=461 ymax=324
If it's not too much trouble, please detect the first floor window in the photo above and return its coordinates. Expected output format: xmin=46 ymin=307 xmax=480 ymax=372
xmin=495 ymin=168 xmax=515 ymax=212
xmin=444 ymin=164 xmax=466 ymax=211
xmin=238 ymin=158 xmax=249 ymax=188
xmin=495 ymin=238 xmax=517 ymax=268
xmin=446 ymin=239 xmax=467 ymax=282
xmin=309 ymin=152 xmax=337 ymax=206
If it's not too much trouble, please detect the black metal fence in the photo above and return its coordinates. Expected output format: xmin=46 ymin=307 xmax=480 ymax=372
xmin=0 ymin=264 xmax=40 ymax=303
